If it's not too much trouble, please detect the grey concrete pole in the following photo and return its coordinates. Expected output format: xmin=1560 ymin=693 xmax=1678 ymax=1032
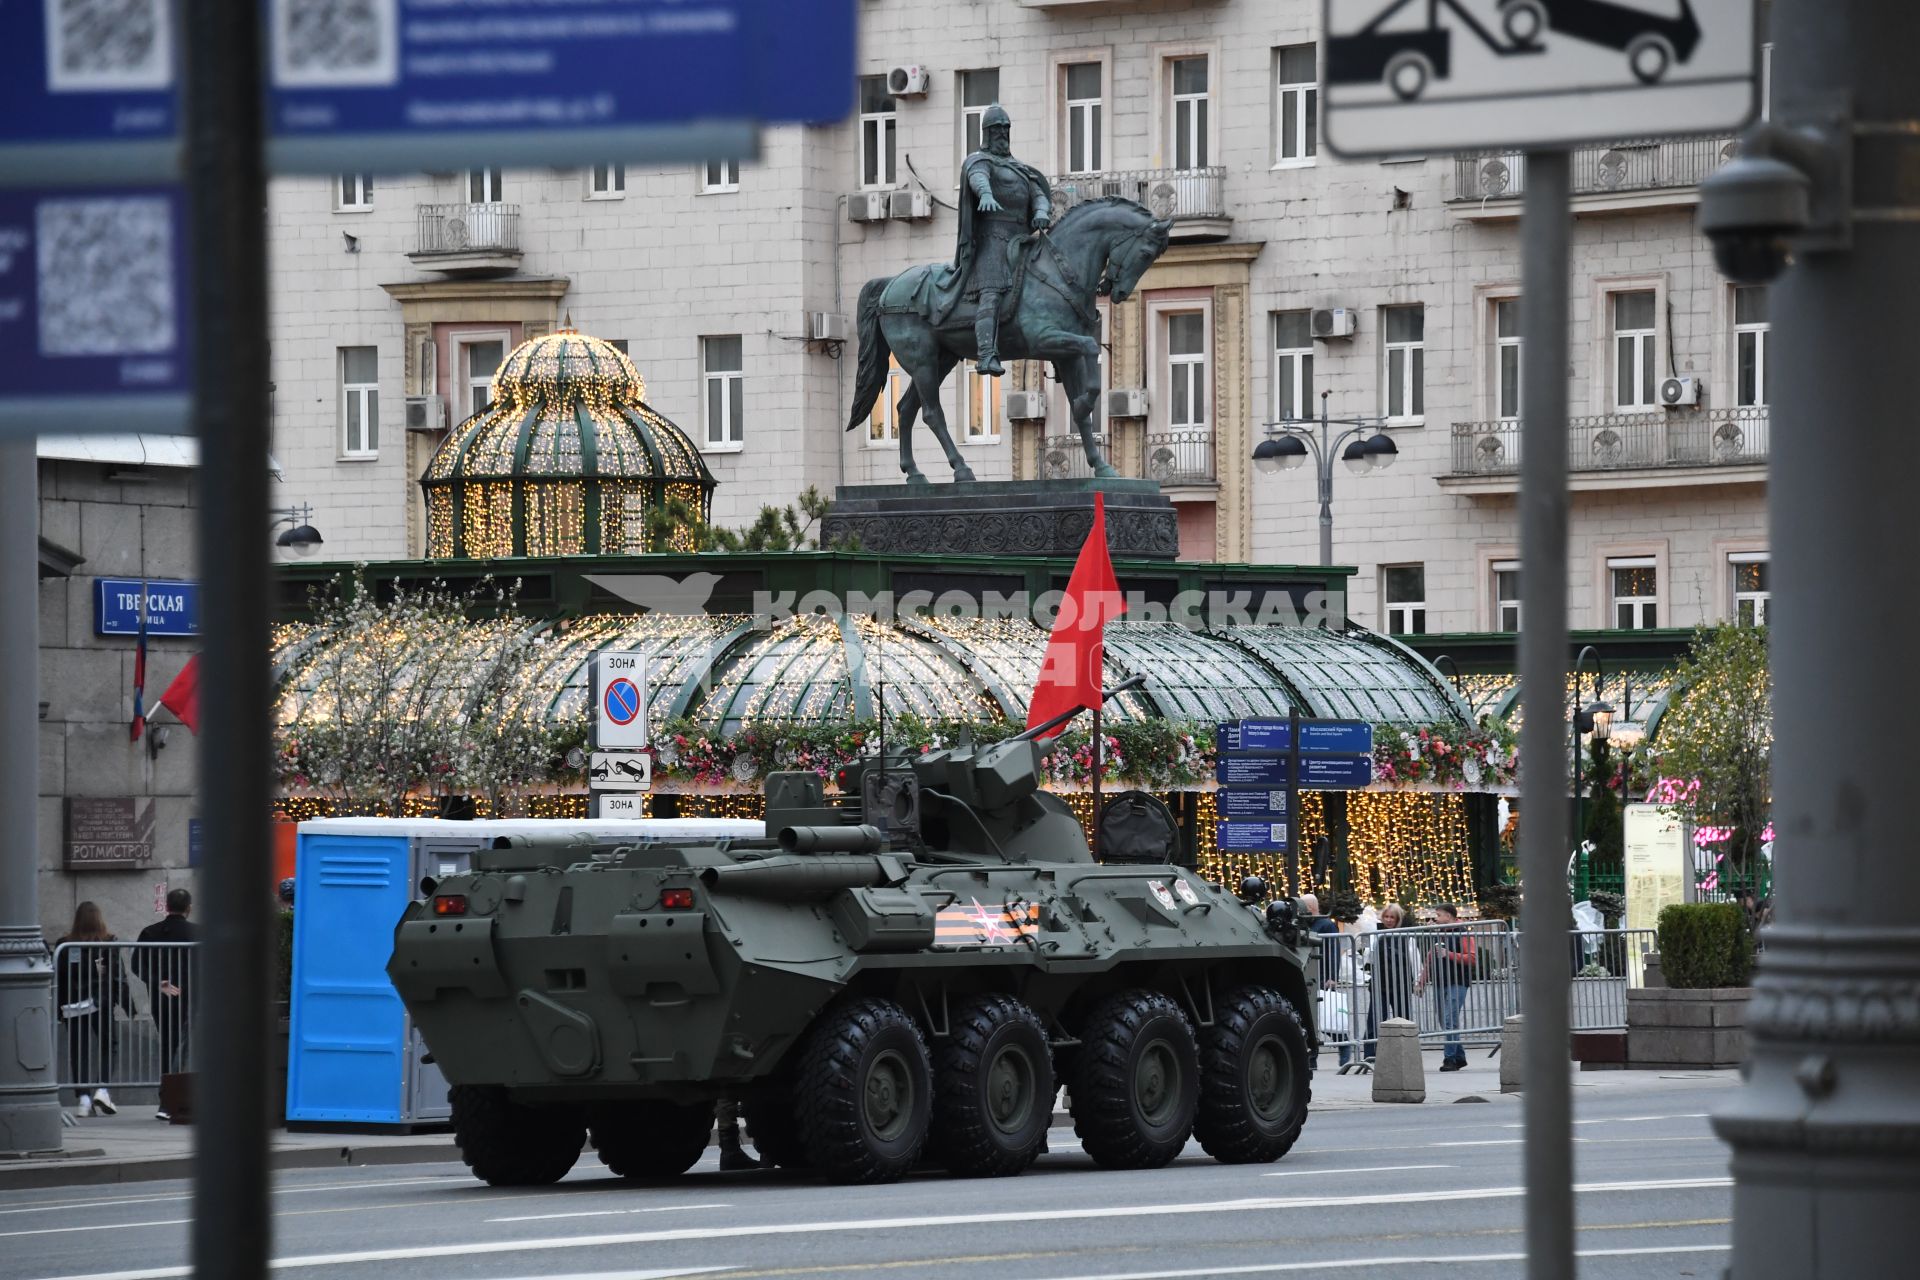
xmin=0 ymin=438 xmax=61 ymax=1155
xmin=1712 ymin=1 xmax=1920 ymax=1273
xmin=1516 ymin=148 xmax=1574 ymax=1279
xmin=182 ymin=0 xmax=273 ymax=1273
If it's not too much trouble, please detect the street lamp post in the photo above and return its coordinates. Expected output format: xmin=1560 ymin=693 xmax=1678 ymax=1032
xmin=1252 ymin=389 xmax=1398 ymax=567
xmin=1571 ymin=644 xmax=1614 ymax=873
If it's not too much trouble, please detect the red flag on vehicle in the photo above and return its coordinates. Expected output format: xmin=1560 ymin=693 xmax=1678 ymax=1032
xmin=158 ymin=655 xmax=201 ymax=735
xmin=1025 ymin=493 xmax=1127 ymax=738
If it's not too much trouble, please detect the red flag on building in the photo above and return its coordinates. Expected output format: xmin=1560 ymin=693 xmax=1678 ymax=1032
xmin=1026 ymin=493 xmax=1127 ymax=738
xmin=158 ymin=655 xmax=201 ymax=735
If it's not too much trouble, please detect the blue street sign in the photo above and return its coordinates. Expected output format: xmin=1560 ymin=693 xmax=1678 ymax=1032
xmin=1217 ymin=821 xmax=1290 ymax=853
xmin=1218 ymin=787 xmax=1290 ymax=819
xmin=1218 ymin=719 xmax=1289 ymax=752
xmin=95 ymin=578 xmax=201 ymax=637
xmin=0 ymin=186 xmax=195 ymax=437
xmin=1298 ymin=721 xmax=1375 ymax=755
xmin=189 ymin=818 xmax=203 ymax=869
xmin=1297 ymin=754 xmax=1376 ymax=790
xmin=1217 ymin=755 xmax=1288 ymax=787
xmin=265 ymin=0 xmax=857 ymax=173
xmin=0 ymin=9 xmax=181 ymax=183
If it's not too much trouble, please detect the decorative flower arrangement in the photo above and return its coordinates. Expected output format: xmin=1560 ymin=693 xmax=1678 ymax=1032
xmin=1371 ymin=718 xmax=1520 ymax=790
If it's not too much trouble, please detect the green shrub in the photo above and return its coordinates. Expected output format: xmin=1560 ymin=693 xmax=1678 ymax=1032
xmin=1656 ymin=903 xmax=1755 ymax=989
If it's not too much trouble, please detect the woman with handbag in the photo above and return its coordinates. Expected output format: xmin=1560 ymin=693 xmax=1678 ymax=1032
xmin=55 ymin=902 xmax=127 ymax=1117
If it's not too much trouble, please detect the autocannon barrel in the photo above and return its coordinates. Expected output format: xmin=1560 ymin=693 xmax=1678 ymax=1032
xmin=700 ymin=852 xmax=895 ymax=899
xmin=777 ymin=824 xmax=885 ymax=854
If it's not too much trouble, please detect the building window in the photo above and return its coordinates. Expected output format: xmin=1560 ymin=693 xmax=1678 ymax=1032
xmin=960 ymin=69 xmax=1000 ymax=161
xmin=703 ymin=157 xmax=740 ymax=192
xmin=468 ymin=168 xmax=503 ymax=203
xmin=1166 ymin=312 xmax=1208 ymax=432
xmin=1609 ymin=557 xmax=1659 ymax=629
xmin=702 ymin=335 xmax=744 ymax=449
xmin=1271 ymin=310 xmax=1313 ymax=422
xmin=869 ymin=355 xmax=910 ymax=445
xmin=460 ymin=337 xmax=505 ymax=419
xmin=336 ymin=173 xmax=372 ymax=212
xmin=962 ymin=362 xmax=1001 ymax=441
xmin=1612 ymin=290 xmax=1658 ymax=410
xmin=1383 ymin=565 xmax=1427 ymax=636
xmin=339 ymin=347 xmax=377 ymax=458
xmin=1064 ymin=62 xmax=1103 ymax=174
xmin=1494 ymin=298 xmax=1522 ymax=419
xmin=1492 ymin=561 xmax=1521 ymax=631
xmin=1734 ymin=285 xmax=1769 ymax=407
xmin=587 ymin=164 xmax=625 ymax=199
xmin=1383 ymin=305 xmax=1425 ymax=422
xmin=606 ymin=339 xmax=629 ymax=355
xmin=860 ymin=76 xmax=897 ymax=189
xmin=1730 ymin=553 xmax=1770 ymax=625
xmin=1170 ymin=56 xmax=1210 ymax=170
xmin=1273 ymin=44 xmax=1317 ymax=164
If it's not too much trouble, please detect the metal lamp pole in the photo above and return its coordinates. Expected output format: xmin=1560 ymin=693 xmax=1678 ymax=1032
xmin=1571 ymin=646 xmax=1603 ymax=855
xmin=1253 ymin=390 xmax=1397 ymax=567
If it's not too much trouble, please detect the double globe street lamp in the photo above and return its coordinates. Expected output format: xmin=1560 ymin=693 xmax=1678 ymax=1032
xmin=1252 ymin=389 xmax=1399 ymax=566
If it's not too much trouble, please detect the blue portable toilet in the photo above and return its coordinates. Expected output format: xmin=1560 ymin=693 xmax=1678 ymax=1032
xmin=286 ymin=816 xmax=763 ymax=1127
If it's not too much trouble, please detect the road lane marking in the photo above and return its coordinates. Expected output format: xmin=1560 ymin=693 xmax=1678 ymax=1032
xmin=1260 ymin=1164 xmax=1455 ymax=1178
xmin=491 ymin=1203 xmax=732 ymax=1224
xmin=1427 ymin=1139 xmax=1524 ymax=1147
xmin=0 ymin=1218 xmax=187 ymax=1239
xmin=1028 ymin=1243 xmax=1733 ymax=1279
xmin=1431 ymin=1135 xmax=1723 ymax=1148
xmin=1503 ymin=1112 xmax=1711 ymax=1129
xmin=36 ymin=1176 xmax=1734 ymax=1280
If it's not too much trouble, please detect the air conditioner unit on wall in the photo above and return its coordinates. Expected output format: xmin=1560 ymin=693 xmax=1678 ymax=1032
xmin=889 ymin=189 xmax=934 ymax=221
xmin=887 ymin=65 xmax=931 ymax=97
xmin=1660 ymin=375 xmax=1702 ymax=408
xmin=847 ymin=191 xmax=889 ymax=223
xmin=1107 ymin=388 xmax=1149 ymax=419
xmin=404 ymin=394 xmax=447 ymax=432
xmin=809 ymin=312 xmax=850 ymax=343
xmin=1311 ymin=308 xmax=1358 ymax=340
xmin=1005 ymin=391 xmax=1047 ymax=422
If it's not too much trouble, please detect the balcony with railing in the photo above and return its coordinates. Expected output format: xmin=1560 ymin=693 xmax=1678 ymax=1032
xmin=1443 ymin=408 xmax=1770 ymax=492
xmin=1039 ymin=433 xmax=1109 ymax=482
xmin=1142 ymin=430 xmax=1216 ymax=485
xmin=1037 ymin=429 xmax=1217 ymax=487
xmin=1450 ymin=136 xmax=1739 ymax=218
xmin=1050 ymin=168 xmax=1229 ymax=240
xmin=409 ymin=202 xmax=523 ymax=273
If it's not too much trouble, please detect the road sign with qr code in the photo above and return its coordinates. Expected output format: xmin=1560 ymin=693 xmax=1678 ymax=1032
xmin=0 ymin=0 xmax=180 ymax=183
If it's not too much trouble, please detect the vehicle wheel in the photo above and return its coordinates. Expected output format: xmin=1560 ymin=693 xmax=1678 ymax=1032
xmin=931 ymin=994 xmax=1054 ymax=1177
xmin=450 ymin=1084 xmax=584 ymax=1186
xmin=1069 ymin=990 xmax=1199 ymax=1170
xmin=1500 ymin=0 xmax=1547 ymax=46
xmin=590 ymin=1100 xmax=712 ymax=1178
xmin=1385 ymin=53 xmax=1433 ymax=101
xmin=1194 ymin=986 xmax=1312 ymax=1165
xmin=794 ymin=996 xmax=932 ymax=1183
xmin=1628 ymin=35 xmax=1675 ymax=84
xmin=744 ymin=1091 xmax=810 ymax=1170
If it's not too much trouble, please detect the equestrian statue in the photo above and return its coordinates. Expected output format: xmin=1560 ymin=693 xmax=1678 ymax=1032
xmin=845 ymin=104 xmax=1173 ymax=484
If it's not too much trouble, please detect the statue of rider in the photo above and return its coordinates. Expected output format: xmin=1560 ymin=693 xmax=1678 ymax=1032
xmin=953 ymin=105 xmax=1053 ymax=377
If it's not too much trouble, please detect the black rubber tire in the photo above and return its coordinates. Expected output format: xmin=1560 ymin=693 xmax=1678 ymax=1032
xmin=1193 ymin=986 xmax=1313 ymax=1164
xmin=930 ymin=994 xmax=1055 ymax=1177
xmin=794 ymin=996 xmax=932 ymax=1184
xmin=1069 ymin=990 xmax=1200 ymax=1170
xmin=744 ymin=1091 xmax=810 ymax=1170
xmin=450 ymin=1084 xmax=584 ymax=1187
xmin=590 ymin=1100 xmax=713 ymax=1179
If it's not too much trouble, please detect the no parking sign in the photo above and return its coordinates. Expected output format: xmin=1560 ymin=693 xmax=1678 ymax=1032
xmin=593 ymin=651 xmax=648 ymax=750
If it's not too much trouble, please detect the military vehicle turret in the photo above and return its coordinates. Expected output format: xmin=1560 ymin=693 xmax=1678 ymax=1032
xmin=389 ymin=678 xmax=1320 ymax=1186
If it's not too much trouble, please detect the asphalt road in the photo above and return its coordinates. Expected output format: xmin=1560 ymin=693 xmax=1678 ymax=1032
xmin=4 ymin=1076 xmax=1734 ymax=1280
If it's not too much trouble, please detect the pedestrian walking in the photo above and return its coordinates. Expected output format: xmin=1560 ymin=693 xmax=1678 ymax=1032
xmin=55 ymin=902 xmax=129 ymax=1117
xmin=1366 ymin=902 xmax=1419 ymax=1061
xmin=133 ymin=889 xmax=197 ymax=1118
xmin=1413 ymin=902 xmax=1477 ymax=1072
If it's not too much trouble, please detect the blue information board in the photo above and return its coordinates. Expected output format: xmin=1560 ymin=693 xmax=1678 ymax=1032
xmin=1297 ymin=754 xmax=1376 ymax=790
xmin=1216 ymin=755 xmax=1289 ymax=787
xmin=0 ymin=186 xmax=194 ymax=437
xmin=0 ymin=6 xmax=180 ymax=182
xmin=95 ymin=578 xmax=202 ymax=637
xmin=1298 ymin=721 xmax=1375 ymax=755
xmin=1218 ymin=787 xmax=1289 ymax=819
xmin=1217 ymin=820 xmax=1290 ymax=853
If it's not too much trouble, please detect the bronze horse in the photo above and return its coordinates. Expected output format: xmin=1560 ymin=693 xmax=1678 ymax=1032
xmin=846 ymin=198 xmax=1173 ymax=484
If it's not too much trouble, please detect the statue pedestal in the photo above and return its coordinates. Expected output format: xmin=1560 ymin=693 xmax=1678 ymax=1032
xmin=822 ymin=478 xmax=1180 ymax=560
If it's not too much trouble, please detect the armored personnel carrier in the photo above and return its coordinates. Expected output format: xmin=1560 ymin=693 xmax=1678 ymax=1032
xmin=389 ymin=682 xmax=1320 ymax=1186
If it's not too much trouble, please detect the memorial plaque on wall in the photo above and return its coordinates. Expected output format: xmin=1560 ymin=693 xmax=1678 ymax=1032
xmin=65 ymin=798 xmax=156 ymax=870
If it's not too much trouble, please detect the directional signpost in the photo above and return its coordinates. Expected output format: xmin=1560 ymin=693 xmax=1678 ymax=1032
xmin=1319 ymin=7 xmax=1764 ymax=1276
xmin=1214 ymin=713 xmax=1376 ymax=889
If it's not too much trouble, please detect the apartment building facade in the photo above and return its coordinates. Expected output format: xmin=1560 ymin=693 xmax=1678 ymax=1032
xmin=270 ymin=0 xmax=1771 ymax=636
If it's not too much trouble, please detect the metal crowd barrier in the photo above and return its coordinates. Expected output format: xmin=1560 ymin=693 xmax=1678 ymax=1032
xmin=52 ymin=941 xmax=197 ymax=1097
xmin=1314 ymin=923 xmax=1657 ymax=1070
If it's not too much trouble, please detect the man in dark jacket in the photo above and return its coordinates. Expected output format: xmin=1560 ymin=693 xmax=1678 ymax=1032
xmin=134 ymin=889 xmax=197 ymax=1113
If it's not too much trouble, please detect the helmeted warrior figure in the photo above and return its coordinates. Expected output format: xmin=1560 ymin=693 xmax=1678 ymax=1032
xmin=951 ymin=104 xmax=1053 ymax=376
